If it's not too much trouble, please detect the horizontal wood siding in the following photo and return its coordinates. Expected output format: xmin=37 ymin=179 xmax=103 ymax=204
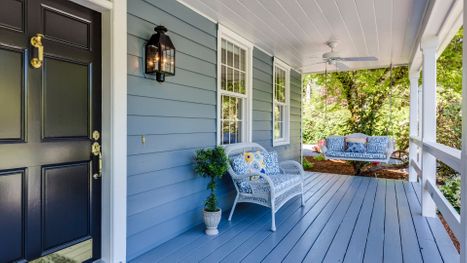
xmin=252 ymin=48 xmax=274 ymax=151
xmin=252 ymin=48 xmax=302 ymax=161
xmin=126 ymin=0 xmax=235 ymax=260
xmin=281 ymin=69 xmax=302 ymax=161
xmin=127 ymin=3 xmax=301 ymax=260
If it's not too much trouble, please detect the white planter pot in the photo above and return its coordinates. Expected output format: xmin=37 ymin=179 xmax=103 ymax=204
xmin=203 ymin=209 xmax=222 ymax=235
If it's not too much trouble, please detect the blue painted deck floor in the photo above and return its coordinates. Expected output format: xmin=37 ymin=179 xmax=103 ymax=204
xmin=132 ymin=172 xmax=459 ymax=262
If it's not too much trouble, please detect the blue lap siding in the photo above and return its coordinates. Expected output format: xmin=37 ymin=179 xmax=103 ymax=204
xmin=127 ymin=0 xmax=302 ymax=259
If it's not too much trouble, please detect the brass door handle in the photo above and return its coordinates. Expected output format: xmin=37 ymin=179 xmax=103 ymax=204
xmin=91 ymin=142 xmax=102 ymax=179
xmin=30 ymin=33 xmax=44 ymax=69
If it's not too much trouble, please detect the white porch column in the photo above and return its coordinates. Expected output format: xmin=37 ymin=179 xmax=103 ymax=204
xmin=460 ymin=1 xmax=467 ymax=260
xmin=408 ymin=71 xmax=420 ymax=182
xmin=420 ymin=37 xmax=438 ymax=218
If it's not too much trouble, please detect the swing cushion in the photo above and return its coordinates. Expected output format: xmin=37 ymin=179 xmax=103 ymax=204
xmin=326 ymin=137 xmax=345 ymax=152
xmin=367 ymin=137 xmax=389 ymax=153
xmin=346 ymin=142 xmax=366 ymax=153
xmin=344 ymin=137 xmax=367 ymax=152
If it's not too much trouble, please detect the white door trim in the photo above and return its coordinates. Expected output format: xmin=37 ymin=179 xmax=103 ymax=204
xmin=69 ymin=1 xmax=127 ymax=262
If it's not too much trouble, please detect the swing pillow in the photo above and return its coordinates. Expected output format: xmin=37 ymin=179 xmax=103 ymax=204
xmin=345 ymin=137 xmax=367 ymax=153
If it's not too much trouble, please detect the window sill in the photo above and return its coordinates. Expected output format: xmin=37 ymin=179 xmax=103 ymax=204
xmin=273 ymin=140 xmax=290 ymax=147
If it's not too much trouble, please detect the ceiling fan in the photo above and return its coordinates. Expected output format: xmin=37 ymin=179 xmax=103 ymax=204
xmin=311 ymin=41 xmax=378 ymax=70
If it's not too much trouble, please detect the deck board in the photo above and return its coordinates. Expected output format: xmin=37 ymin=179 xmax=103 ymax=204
xmin=395 ymin=182 xmax=423 ymax=263
xmin=364 ymin=179 xmax=386 ymax=262
xmin=302 ymin=177 xmax=370 ymax=262
xmin=383 ymin=180 xmax=403 ymax=263
xmin=411 ymin=182 xmax=460 ymax=262
xmin=340 ymin=179 xmax=378 ymax=263
xmin=131 ymin=173 xmax=459 ymax=263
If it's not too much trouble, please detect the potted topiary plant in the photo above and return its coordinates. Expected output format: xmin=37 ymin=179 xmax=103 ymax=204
xmin=193 ymin=146 xmax=229 ymax=235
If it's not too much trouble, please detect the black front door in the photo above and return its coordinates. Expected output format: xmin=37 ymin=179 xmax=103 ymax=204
xmin=0 ymin=0 xmax=101 ymax=262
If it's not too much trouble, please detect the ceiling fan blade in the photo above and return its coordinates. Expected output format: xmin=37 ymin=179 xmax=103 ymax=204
xmin=340 ymin=56 xmax=378 ymax=62
xmin=336 ymin=62 xmax=349 ymax=70
xmin=307 ymin=61 xmax=327 ymax=66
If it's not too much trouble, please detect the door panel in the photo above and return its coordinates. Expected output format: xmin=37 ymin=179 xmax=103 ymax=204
xmin=0 ymin=0 xmax=101 ymax=261
xmin=43 ymin=162 xmax=90 ymax=250
xmin=42 ymin=5 xmax=91 ymax=50
xmin=0 ymin=0 xmax=25 ymax=33
xmin=0 ymin=170 xmax=25 ymax=263
xmin=43 ymin=58 xmax=89 ymax=139
xmin=0 ymin=48 xmax=25 ymax=141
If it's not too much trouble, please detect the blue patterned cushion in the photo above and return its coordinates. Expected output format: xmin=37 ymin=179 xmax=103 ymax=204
xmin=235 ymin=173 xmax=301 ymax=194
xmin=230 ymin=151 xmax=267 ymax=193
xmin=236 ymin=180 xmax=253 ymax=194
xmin=264 ymin=151 xmax=281 ymax=175
xmin=326 ymin=151 xmax=386 ymax=160
xmin=367 ymin=137 xmax=389 ymax=153
xmin=230 ymin=151 xmax=267 ymax=175
xmin=346 ymin=142 xmax=366 ymax=153
xmin=230 ymin=154 xmax=249 ymax=175
xmin=326 ymin=137 xmax=345 ymax=151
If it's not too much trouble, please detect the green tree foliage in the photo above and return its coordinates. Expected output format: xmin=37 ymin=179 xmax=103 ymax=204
xmin=436 ymin=28 xmax=463 ymax=150
xmin=303 ymin=66 xmax=409 ymax=150
xmin=436 ymin=28 xmax=463 ymax=207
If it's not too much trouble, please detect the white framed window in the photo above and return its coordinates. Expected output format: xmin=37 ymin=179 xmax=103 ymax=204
xmin=217 ymin=25 xmax=253 ymax=145
xmin=273 ymin=58 xmax=290 ymax=146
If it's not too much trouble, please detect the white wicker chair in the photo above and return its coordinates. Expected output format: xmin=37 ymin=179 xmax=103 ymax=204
xmin=224 ymin=143 xmax=305 ymax=231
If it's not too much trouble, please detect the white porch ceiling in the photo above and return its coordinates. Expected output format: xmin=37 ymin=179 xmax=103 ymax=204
xmin=178 ymin=0 xmax=429 ymax=73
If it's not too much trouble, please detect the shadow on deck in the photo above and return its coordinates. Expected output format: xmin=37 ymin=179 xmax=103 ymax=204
xmin=131 ymin=172 xmax=459 ymax=263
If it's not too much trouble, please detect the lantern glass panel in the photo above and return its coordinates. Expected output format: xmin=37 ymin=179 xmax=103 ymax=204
xmin=146 ymin=45 xmax=159 ymax=73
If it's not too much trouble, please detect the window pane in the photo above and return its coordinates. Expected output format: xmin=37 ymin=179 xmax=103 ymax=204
xmin=221 ymin=40 xmax=226 ymax=64
xmin=240 ymin=49 xmax=246 ymax=71
xmin=227 ymin=42 xmax=233 ymax=67
xmin=274 ymin=104 xmax=283 ymax=140
xmin=274 ymin=121 xmax=283 ymax=140
xmin=222 ymin=120 xmax=229 ymax=144
xmin=234 ymin=70 xmax=239 ymax=93
xmin=221 ymin=95 xmax=243 ymax=145
xmin=275 ymin=67 xmax=286 ymax=103
xmin=239 ymin=72 xmax=246 ymax=94
xmin=227 ymin=67 xmax=233 ymax=92
xmin=221 ymin=66 xmax=226 ymax=90
xmin=236 ymin=97 xmax=243 ymax=121
xmin=234 ymin=45 xmax=240 ymax=69
xmin=222 ymin=95 xmax=229 ymax=120
xmin=230 ymin=121 xmax=236 ymax=144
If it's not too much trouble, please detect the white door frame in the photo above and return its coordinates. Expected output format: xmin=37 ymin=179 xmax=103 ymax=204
xmin=69 ymin=0 xmax=127 ymax=262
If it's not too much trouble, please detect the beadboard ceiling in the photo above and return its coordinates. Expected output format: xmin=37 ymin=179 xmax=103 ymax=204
xmin=178 ymin=0 xmax=430 ymax=73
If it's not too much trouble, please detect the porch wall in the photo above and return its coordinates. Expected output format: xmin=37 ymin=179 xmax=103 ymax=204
xmin=126 ymin=0 xmax=301 ymax=260
xmin=252 ymin=48 xmax=302 ymax=160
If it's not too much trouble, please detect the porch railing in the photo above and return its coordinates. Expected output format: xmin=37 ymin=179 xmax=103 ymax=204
xmin=409 ymin=137 xmax=462 ymax=239
xmin=408 ymin=35 xmax=465 ymax=261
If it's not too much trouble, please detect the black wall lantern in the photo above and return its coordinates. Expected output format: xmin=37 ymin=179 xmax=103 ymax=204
xmin=145 ymin=26 xmax=176 ymax=82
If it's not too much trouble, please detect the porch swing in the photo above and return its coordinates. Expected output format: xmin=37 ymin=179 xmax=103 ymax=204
xmin=321 ymin=64 xmax=395 ymax=163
